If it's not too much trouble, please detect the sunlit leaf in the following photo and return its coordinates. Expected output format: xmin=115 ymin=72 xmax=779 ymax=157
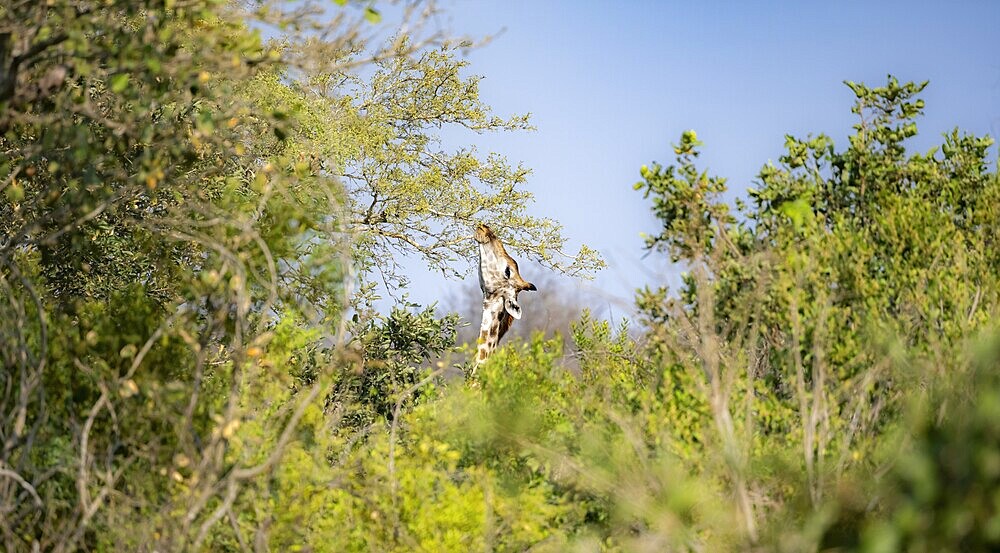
xmin=110 ymin=73 xmax=130 ymax=93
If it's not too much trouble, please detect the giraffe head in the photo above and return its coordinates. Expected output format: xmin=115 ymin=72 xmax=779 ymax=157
xmin=474 ymin=223 xmax=536 ymax=320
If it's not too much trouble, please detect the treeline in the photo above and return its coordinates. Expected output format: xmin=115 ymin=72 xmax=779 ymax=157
xmin=1 ymin=2 xmax=998 ymax=552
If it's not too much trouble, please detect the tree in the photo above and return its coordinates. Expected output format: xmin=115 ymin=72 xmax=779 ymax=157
xmin=337 ymin=48 xmax=605 ymax=289
xmin=631 ymin=76 xmax=1000 ymax=544
xmin=0 ymin=1 xmax=363 ymax=548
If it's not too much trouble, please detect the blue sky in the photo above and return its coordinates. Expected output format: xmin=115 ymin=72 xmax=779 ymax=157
xmin=387 ymin=1 xmax=1000 ymax=316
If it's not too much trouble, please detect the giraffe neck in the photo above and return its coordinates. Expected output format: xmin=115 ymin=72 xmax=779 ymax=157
xmin=475 ymin=295 xmax=512 ymax=365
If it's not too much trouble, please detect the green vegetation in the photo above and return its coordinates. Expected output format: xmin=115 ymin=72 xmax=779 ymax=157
xmin=1 ymin=2 xmax=998 ymax=552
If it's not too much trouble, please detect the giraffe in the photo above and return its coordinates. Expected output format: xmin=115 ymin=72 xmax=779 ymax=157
xmin=473 ymin=223 xmax=537 ymax=366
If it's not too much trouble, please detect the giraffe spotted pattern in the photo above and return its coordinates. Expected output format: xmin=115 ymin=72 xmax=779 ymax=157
xmin=473 ymin=224 xmax=536 ymax=367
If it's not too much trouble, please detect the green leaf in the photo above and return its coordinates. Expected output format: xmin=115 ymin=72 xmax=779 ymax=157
xmin=110 ymin=73 xmax=130 ymax=93
xmin=364 ymin=7 xmax=381 ymax=24
xmin=4 ymin=183 xmax=24 ymax=203
xmin=195 ymin=110 xmax=215 ymax=134
xmin=778 ymin=198 xmax=813 ymax=231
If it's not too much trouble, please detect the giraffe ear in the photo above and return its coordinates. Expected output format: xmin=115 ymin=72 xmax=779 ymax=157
xmin=503 ymin=297 xmax=522 ymax=320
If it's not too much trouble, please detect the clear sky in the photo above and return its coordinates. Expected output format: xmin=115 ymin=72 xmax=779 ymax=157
xmin=385 ymin=1 xmax=1000 ymax=316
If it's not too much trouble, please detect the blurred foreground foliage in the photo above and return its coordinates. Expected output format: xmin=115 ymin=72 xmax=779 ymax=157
xmin=0 ymin=0 xmax=998 ymax=549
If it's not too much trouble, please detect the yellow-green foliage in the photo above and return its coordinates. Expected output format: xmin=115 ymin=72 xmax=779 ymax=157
xmin=2 ymin=0 xmax=999 ymax=549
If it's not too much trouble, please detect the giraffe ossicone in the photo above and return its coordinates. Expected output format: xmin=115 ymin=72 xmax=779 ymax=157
xmin=473 ymin=224 xmax=536 ymax=367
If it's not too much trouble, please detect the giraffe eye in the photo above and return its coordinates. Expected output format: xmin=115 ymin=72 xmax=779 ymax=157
xmin=504 ymin=266 xmax=511 ymax=278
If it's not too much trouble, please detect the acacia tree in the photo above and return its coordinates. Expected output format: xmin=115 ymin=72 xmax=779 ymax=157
xmin=325 ymin=45 xmax=604 ymax=296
